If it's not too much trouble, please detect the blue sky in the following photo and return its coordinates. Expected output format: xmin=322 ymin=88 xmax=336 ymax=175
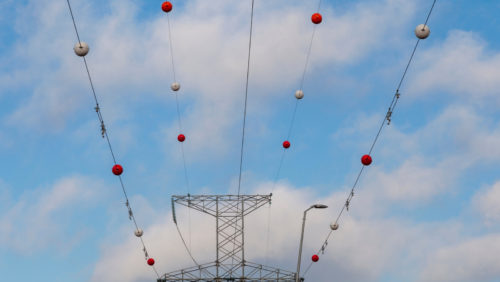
xmin=1 ymin=0 xmax=500 ymax=281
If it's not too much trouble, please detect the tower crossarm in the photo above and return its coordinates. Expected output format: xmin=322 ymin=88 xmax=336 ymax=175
xmin=172 ymin=194 xmax=272 ymax=217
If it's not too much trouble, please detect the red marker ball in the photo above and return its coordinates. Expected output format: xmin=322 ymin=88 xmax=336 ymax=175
xmin=361 ymin=154 xmax=372 ymax=166
xmin=112 ymin=164 xmax=123 ymax=176
xmin=178 ymin=134 xmax=185 ymax=142
xmin=283 ymin=140 xmax=290 ymax=149
xmin=312 ymin=254 xmax=319 ymax=262
xmin=147 ymin=258 xmax=155 ymax=266
xmin=162 ymin=1 xmax=173 ymax=13
xmin=311 ymin=13 xmax=322 ymax=24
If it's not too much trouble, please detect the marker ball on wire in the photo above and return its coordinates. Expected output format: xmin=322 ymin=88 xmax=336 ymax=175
xmin=330 ymin=223 xmax=339 ymax=230
xmin=171 ymin=82 xmax=180 ymax=92
xmin=112 ymin=164 xmax=123 ymax=175
xmin=312 ymin=254 xmax=319 ymax=262
xmin=134 ymin=229 xmax=143 ymax=237
xmin=361 ymin=154 xmax=372 ymax=166
xmin=162 ymin=1 xmax=173 ymax=13
xmin=311 ymin=13 xmax=322 ymax=24
xmin=415 ymin=24 xmax=430 ymax=39
xmin=74 ymin=42 xmax=89 ymax=57
xmin=283 ymin=140 xmax=291 ymax=149
xmin=147 ymin=258 xmax=155 ymax=266
xmin=295 ymin=90 xmax=304 ymax=100
xmin=178 ymin=134 xmax=185 ymax=142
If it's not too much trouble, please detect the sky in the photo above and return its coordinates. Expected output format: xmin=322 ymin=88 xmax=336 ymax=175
xmin=1 ymin=0 xmax=500 ymax=281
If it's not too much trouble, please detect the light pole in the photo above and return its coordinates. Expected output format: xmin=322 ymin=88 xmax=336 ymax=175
xmin=296 ymin=204 xmax=328 ymax=282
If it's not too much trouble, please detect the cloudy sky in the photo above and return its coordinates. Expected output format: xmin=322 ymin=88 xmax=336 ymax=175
xmin=1 ymin=0 xmax=500 ymax=281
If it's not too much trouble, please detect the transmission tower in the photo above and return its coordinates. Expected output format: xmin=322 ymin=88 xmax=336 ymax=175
xmin=158 ymin=194 xmax=297 ymax=281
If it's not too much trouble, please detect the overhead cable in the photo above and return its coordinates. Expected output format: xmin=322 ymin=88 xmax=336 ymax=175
xmin=302 ymin=0 xmax=438 ymax=277
xmin=65 ymin=0 xmax=159 ymax=277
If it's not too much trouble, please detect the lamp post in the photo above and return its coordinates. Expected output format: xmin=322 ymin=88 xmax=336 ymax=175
xmin=296 ymin=204 xmax=328 ymax=282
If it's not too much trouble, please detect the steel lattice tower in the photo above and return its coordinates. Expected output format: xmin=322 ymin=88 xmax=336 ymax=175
xmin=158 ymin=194 xmax=297 ymax=281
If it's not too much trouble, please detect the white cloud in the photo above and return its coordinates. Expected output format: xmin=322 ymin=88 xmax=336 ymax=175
xmin=331 ymin=103 xmax=500 ymax=208
xmin=0 ymin=175 xmax=108 ymax=254
xmin=419 ymin=234 xmax=500 ymax=282
xmin=409 ymin=30 xmax=500 ymax=104
xmin=1 ymin=0 xmax=418 ymax=161
xmin=473 ymin=181 xmax=500 ymax=225
xmin=89 ymin=180 xmax=492 ymax=282
xmin=367 ymin=157 xmax=459 ymax=203
xmin=3 ymin=1 xmax=500 ymax=281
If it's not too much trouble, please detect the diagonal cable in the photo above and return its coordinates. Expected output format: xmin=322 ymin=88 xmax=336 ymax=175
xmin=237 ymin=0 xmax=256 ymax=196
xmin=265 ymin=0 xmax=323 ymax=262
xmin=65 ymin=0 xmax=159 ymax=277
xmin=302 ymin=0 xmax=438 ymax=277
xmin=164 ymin=6 xmax=198 ymax=263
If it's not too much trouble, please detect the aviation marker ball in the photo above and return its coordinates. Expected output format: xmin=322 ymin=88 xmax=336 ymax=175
xmin=171 ymin=82 xmax=181 ymax=91
xmin=73 ymin=42 xmax=89 ymax=57
xmin=178 ymin=134 xmax=186 ymax=142
xmin=415 ymin=24 xmax=430 ymax=39
xmin=312 ymin=254 xmax=319 ymax=262
xmin=134 ymin=229 xmax=143 ymax=237
xmin=361 ymin=154 xmax=372 ymax=166
xmin=283 ymin=140 xmax=291 ymax=149
xmin=112 ymin=164 xmax=123 ymax=175
xmin=295 ymin=90 xmax=304 ymax=100
xmin=311 ymin=13 xmax=322 ymax=24
xmin=147 ymin=258 xmax=155 ymax=266
xmin=162 ymin=1 xmax=173 ymax=13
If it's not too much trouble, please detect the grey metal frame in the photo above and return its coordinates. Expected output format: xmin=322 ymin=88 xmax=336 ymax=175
xmin=158 ymin=194 xmax=297 ymax=282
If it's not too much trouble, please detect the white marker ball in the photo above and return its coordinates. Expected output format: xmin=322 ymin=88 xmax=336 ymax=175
xmin=171 ymin=82 xmax=181 ymax=92
xmin=295 ymin=90 xmax=304 ymax=100
xmin=134 ymin=229 xmax=143 ymax=237
xmin=74 ymin=42 xmax=89 ymax=57
xmin=415 ymin=24 xmax=430 ymax=39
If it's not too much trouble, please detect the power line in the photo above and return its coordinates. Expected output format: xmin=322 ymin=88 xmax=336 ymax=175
xmin=167 ymin=14 xmax=177 ymax=82
xmin=271 ymin=3 xmax=323 ymax=192
xmin=237 ymin=0 xmax=256 ymax=196
xmin=229 ymin=0 xmax=257 ymax=274
xmin=302 ymin=0 xmax=438 ymax=277
xmin=65 ymin=0 xmax=159 ymax=277
xmin=265 ymin=0 xmax=324 ymax=264
xmin=163 ymin=2 xmax=197 ymax=262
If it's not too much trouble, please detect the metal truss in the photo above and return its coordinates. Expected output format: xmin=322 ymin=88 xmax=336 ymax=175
xmin=159 ymin=194 xmax=297 ymax=281
xmin=157 ymin=261 xmax=296 ymax=281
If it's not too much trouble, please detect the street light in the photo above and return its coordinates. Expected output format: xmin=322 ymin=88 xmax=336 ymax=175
xmin=296 ymin=204 xmax=328 ymax=282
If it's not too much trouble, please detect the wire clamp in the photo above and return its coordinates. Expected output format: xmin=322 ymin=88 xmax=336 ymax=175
xmin=100 ymin=121 xmax=106 ymax=138
xmin=386 ymin=108 xmax=393 ymax=125
xmin=320 ymin=241 xmax=328 ymax=254
xmin=128 ymin=208 xmax=133 ymax=220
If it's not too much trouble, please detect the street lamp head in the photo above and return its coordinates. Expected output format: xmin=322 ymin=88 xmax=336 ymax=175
xmin=312 ymin=204 xmax=328 ymax=209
